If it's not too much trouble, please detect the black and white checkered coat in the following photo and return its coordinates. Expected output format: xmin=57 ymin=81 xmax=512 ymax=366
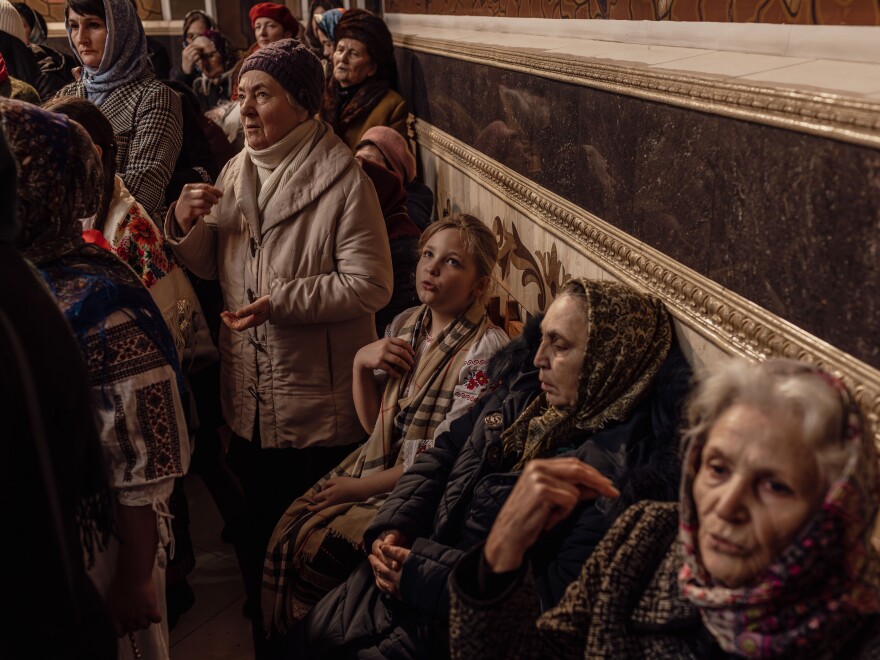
xmin=58 ymin=70 xmax=182 ymax=220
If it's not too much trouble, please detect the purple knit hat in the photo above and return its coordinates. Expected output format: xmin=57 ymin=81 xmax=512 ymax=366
xmin=240 ymin=38 xmax=323 ymax=115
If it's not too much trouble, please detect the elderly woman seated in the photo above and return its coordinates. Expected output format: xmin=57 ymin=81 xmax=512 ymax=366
xmin=292 ymin=278 xmax=691 ymax=658
xmin=449 ymin=358 xmax=880 ymax=659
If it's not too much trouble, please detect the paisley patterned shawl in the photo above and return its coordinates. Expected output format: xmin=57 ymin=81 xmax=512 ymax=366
xmin=262 ymin=300 xmax=489 ymax=634
xmin=502 ymin=277 xmax=673 ymax=471
xmin=678 ymin=365 xmax=880 ymax=658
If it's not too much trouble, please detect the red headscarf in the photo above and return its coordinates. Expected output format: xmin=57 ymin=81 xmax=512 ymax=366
xmin=249 ymin=3 xmax=301 ymax=38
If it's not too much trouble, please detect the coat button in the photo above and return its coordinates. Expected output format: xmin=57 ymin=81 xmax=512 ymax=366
xmin=247 ymin=287 xmax=256 ymax=303
xmin=250 ymin=236 xmax=258 ymax=257
xmin=486 ymin=445 xmax=502 ymax=468
xmin=484 ymin=412 xmax=503 ymax=430
xmin=247 ymin=385 xmax=262 ymax=402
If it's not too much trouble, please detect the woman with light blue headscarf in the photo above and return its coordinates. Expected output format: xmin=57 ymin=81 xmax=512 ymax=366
xmin=56 ymin=0 xmax=182 ymax=222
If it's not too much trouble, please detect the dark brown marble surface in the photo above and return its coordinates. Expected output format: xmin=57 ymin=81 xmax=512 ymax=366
xmin=385 ymin=0 xmax=880 ymax=25
xmin=398 ymin=48 xmax=880 ymax=367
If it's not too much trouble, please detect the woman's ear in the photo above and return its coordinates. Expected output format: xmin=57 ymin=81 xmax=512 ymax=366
xmin=93 ymin=143 xmax=103 ymax=159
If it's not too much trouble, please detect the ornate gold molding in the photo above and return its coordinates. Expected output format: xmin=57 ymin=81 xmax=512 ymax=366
xmin=395 ymin=34 xmax=880 ymax=150
xmin=413 ymin=117 xmax=880 ymax=440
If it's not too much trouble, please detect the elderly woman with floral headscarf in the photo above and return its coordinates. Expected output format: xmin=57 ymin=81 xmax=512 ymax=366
xmin=57 ymin=0 xmax=183 ymax=222
xmin=1 ymin=98 xmax=189 ymax=660
xmin=296 ymin=278 xmax=691 ymax=658
xmin=322 ymin=8 xmax=406 ymax=150
xmin=450 ymin=358 xmax=880 ymax=659
xmin=165 ymin=38 xmax=392 ymax=631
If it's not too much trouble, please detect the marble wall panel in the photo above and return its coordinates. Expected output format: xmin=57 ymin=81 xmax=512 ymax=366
xmin=399 ymin=48 xmax=880 ymax=368
xmin=385 ymin=0 xmax=880 ymax=25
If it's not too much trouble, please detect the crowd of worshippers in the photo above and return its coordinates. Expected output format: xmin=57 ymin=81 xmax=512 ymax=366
xmin=1 ymin=1 xmax=879 ymax=659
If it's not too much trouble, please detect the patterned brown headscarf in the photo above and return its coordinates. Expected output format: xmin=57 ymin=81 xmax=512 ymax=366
xmin=0 ymin=99 xmax=102 ymax=265
xmin=502 ymin=278 xmax=673 ymax=470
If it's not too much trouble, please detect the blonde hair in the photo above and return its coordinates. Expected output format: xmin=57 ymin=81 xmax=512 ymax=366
xmin=683 ymin=358 xmax=851 ymax=484
xmin=418 ymin=213 xmax=498 ymax=301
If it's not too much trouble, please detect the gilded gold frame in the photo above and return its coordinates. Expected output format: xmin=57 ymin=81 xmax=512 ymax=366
xmin=412 ymin=117 xmax=880 ymax=441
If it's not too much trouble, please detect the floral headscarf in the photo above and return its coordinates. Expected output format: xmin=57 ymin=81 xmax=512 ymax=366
xmin=66 ymin=0 xmax=148 ymax=105
xmin=0 ymin=99 xmax=102 ymax=265
xmin=502 ymin=278 xmax=673 ymax=470
xmin=679 ymin=364 xmax=880 ymax=658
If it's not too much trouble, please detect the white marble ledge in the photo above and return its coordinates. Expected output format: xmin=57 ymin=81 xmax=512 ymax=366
xmin=393 ymin=23 xmax=880 ymax=99
xmin=387 ymin=14 xmax=880 ymax=65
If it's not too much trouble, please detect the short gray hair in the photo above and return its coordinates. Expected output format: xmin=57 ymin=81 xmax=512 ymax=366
xmin=683 ymin=358 xmax=851 ymax=484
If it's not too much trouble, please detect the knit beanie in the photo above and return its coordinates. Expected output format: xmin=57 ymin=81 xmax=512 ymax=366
xmin=0 ymin=0 xmax=27 ymax=43
xmin=240 ymin=38 xmax=324 ymax=116
xmin=359 ymin=126 xmax=416 ymax=183
xmin=334 ymin=9 xmax=393 ymax=73
xmin=249 ymin=2 xmax=300 ymax=38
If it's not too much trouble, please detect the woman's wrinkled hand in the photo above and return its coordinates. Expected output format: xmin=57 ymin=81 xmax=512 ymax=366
xmin=106 ymin=575 xmax=161 ymax=637
xmin=369 ymin=541 xmax=410 ymax=598
xmin=483 ymin=458 xmax=619 ymax=574
xmin=307 ymin=477 xmax=370 ymax=513
xmin=174 ymin=183 xmax=223 ymax=234
xmin=355 ymin=338 xmax=415 ymax=377
xmin=221 ymin=294 xmax=270 ymax=331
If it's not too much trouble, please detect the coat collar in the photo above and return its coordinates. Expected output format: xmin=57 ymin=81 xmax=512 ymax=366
xmin=232 ymin=121 xmax=359 ymax=237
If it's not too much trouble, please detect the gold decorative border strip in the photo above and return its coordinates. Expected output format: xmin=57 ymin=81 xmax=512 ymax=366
xmin=396 ymin=34 xmax=880 ymax=150
xmin=413 ymin=117 xmax=880 ymax=439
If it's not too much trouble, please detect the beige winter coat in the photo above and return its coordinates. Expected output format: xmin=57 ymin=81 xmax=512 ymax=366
xmin=166 ymin=121 xmax=392 ymax=449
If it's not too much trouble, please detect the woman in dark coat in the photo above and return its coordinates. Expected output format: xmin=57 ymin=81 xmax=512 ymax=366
xmin=293 ymin=278 xmax=691 ymax=658
xmin=450 ymin=359 xmax=880 ymax=659
xmin=321 ymin=9 xmax=406 ymax=150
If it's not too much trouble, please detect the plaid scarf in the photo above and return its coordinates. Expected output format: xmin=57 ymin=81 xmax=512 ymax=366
xmin=502 ymin=278 xmax=672 ymax=471
xmin=678 ymin=366 xmax=880 ymax=658
xmin=262 ymin=301 xmax=489 ymax=634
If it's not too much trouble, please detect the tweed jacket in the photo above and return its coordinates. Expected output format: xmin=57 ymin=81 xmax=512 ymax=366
xmin=165 ymin=121 xmax=393 ymax=450
xmin=339 ymin=88 xmax=407 ymax=150
xmin=57 ymin=70 xmax=182 ymax=219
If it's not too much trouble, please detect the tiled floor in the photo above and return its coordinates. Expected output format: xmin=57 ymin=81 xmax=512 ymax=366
xmin=170 ymin=476 xmax=254 ymax=660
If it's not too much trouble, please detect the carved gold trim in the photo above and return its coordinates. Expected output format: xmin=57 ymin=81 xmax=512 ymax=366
xmin=395 ymin=34 xmax=880 ymax=150
xmin=413 ymin=117 xmax=880 ymax=439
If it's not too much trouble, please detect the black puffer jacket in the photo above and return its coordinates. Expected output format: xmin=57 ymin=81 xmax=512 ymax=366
xmin=297 ymin=314 xmax=690 ymax=659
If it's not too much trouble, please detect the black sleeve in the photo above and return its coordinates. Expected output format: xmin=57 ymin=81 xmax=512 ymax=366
xmin=364 ymin=395 xmax=490 ymax=550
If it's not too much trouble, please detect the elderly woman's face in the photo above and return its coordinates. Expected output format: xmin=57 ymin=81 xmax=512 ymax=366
xmin=333 ymin=38 xmax=377 ymax=87
xmin=239 ymin=70 xmax=308 ymax=150
xmin=693 ymin=403 xmax=826 ymax=588
xmin=254 ymin=17 xmax=292 ymax=49
xmin=68 ymin=10 xmax=107 ymax=69
xmin=533 ymin=296 xmax=588 ymax=409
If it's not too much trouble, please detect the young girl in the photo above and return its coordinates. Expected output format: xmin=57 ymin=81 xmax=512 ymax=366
xmin=262 ymin=213 xmax=509 ymax=634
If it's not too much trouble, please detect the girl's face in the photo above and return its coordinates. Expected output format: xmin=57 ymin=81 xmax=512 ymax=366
xmin=416 ymin=228 xmax=485 ymax=320
xmin=318 ymin=29 xmax=333 ymax=60
xmin=254 ymin=17 xmax=292 ymax=49
xmin=68 ymin=10 xmax=107 ymax=69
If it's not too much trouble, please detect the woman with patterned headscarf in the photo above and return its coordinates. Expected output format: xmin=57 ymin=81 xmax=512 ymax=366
xmin=57 ymin=0 xmax=183 ymax=222
xmin=297 ymin=278 xmax=691 ymax=658
xmin=451 ymin=358 xmax=880 ymax=659
xmin=1 ymin=98 xmax=189 ymax=660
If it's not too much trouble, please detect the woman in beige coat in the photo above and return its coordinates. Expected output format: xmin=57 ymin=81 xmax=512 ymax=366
xmin=165 ymin=38 xmax=392 ymax=637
